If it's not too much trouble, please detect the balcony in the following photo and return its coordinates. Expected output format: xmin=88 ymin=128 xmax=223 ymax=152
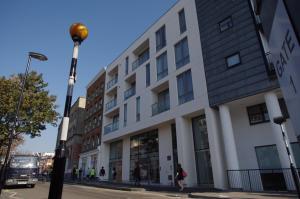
xmin=124 ymin=86 xmax=136 ymax=100
xmin=265 ymin=52 xmax=277 ymax=80
xmin=157 ymin=69 xmax=168 ymax=81
xmin=132 ymin=49 xmax=149 ymax=71
xmin=152 ymin=101 xmax=170 ymax=116
xmin=107 ymin=76 xmax=118 ymax=90
xmin=105 ymin=98 xmax=117 ymax=112
xmin=104 ymin=121 xmax=119 ymax=135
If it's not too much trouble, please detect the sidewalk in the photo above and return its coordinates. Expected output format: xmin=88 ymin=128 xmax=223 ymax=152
xmin=64 ymin=179 xmax=298 ymax=199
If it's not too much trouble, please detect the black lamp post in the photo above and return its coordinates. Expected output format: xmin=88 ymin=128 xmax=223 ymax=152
xmin=0 ymin=52 xmax=48 ymax=195
xmin=273 ymin=116 xmax=300 ymax=197
xmin=48 ymin=23 xmax=88 ymax=199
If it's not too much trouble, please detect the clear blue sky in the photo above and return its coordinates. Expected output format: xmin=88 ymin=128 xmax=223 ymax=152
xmin=0 ymin=0 xmax=177 ymax=153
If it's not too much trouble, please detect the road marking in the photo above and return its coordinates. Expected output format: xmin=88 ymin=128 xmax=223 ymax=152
xmin=2 ymin=190 xmax=23 ymax=199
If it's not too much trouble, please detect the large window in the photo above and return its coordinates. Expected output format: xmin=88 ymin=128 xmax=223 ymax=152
xmin=156 ymin=52 xmax=168 ymax=81
xmin=177 ymin=70 xmax=194 ymax=104
xmin=130 ymin=130 xmax=159 ymax=183
xmin=247 ymin=98 xmax=289 ymax=125
xmin=291 ymin=142 xmax=300 ymax=167
xmin=255 ymin=145 xmax=281 ymax=169
xmin=136 ymin=96 xmax=140 ymax=122
xmin=247 ymin=103 xmax=269 ymax=125
xmin=125 ymin=57 xmax=129 ymax=75
xmin=124 ymin=104 xmax=127 ymax=127
xmin=109 ymin=140 xmax=123 ymax=181
xmin=175 ymin=37 xmax=190 ymax=68
xmin=156 ymin=25 xmax=166 ymax=52
xmin=219 ymin=16 xmax=233 ymax=32
xmin=146 ymin=63 xmax=150 ymax=87
xmin=178 ymin=9 xmax=187 ymax=33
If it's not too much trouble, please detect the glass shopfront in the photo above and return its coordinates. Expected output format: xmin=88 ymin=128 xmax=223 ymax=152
xmin=130 ymin=130 xmax=159 ymax=183
xmin=192 ymin=115 xmax=214 ymax=185
xmin=109 ymin=140 xmax=123 ymax=182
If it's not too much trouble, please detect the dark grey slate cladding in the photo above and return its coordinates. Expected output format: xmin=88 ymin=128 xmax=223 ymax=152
xmin=194 ymin=0 xmax=278 ymax=107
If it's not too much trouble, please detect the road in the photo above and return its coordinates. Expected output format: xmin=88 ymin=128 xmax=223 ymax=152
xmin=0 ymin=182 xmax=187 ymax=199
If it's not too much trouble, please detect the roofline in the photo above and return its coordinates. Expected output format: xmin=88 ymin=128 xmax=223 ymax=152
xmin=86 ymin=67 xmax=106 ymax=89
xmin=105 ymin=0 xmax=179 ymax=69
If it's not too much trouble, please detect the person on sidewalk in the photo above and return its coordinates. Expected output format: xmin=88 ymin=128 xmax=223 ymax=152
xmin=112 ymin=167 xmax=117 ymax=182
xmin=175 ymin=163 xmax=187 ymax=191
xmin=72 ymin=167 xmax=76 ymax=181
xmin=90 ymin=167 xmax=96 ymax=181
xmin=79 ymin=168 xmax=83 ymax=181
xmin=99 ymin=166 xmax=106 ymax=181
xmin=133 ymin=162 xmax=141 ymax=186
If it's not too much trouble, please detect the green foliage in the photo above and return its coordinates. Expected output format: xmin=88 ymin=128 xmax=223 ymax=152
xmin=0 ymin=71 xmax=59 ymax=148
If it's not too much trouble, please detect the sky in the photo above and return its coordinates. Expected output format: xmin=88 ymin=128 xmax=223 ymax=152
xmin=0 ymin=0 xmax=177 ymax=153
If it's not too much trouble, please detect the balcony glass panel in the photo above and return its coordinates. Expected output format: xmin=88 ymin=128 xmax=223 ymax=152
xmin=124 ymin=86 xmax=136 ymax=100
xmin=107 ymin=76 xmax=118 ymax=90
xmin=132 ymin=49 xmax=149 ymax=71
xmin=152 ymin=101 xmax=170 ymax=116
xmin=105 ymin=98 xmax=117 ymax=112
xmin=104 ymin=121 xmax=119 ymax=135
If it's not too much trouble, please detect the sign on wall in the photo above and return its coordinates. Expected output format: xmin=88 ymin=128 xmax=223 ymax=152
xmin=269 ymin=0 xmax=300 ymax=141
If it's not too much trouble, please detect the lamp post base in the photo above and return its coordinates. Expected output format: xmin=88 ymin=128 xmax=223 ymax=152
xmin=48 ymin=146 xmax=66 ymax=199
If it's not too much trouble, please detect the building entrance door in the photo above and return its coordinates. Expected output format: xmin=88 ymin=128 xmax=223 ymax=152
xmin=192 ymin=115 xmax=214 ymax=185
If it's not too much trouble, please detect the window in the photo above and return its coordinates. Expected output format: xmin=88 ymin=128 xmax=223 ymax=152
xmin=219 ymin=16 xmax=233 ymax=32
xmin=178 ymin=9 xmax=187 ymax=33
xmin=291 ymin=142 xmax=300 ymax=167
xmin=226 ymin=53 xmax=241 ymax=68
xmin=136 ymin=96 xmax=140 ymax=122
xmin=146 ymin=63 xmax=150 ymax=87
xmin=156 ymin=52 xmax=168 ymax=81
xmin=247 ymin=103 xmax=269 ymax=125
xmin=124 ymin=104 xmax=127 ymax=127
xmin=175 ymin=37 xmax=190 ymax=68
xmin=177 ymin=70 xmax=194 ymax=104
xmin=255 ymin=145 xmax=281 ymax=169
xmin=125 ymin=57 xmax=129 ymax=75
xmin=156 ymin=25 xmax=166 ymax=51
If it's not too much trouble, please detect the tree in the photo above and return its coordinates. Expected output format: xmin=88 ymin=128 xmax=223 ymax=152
xmin=0 ymin=71 xmax=59 ymax=153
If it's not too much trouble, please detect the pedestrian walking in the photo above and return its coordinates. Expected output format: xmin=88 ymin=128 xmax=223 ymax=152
xmin=112 ymin=167 xmax=117 ymax=182
xmin=75 ymin=167 xmax=79 ymax=180
xmin=99 ymin=166 xmax=106 ymax=181
xmin=133 ymin=162 xmax=141 ymax=186
xmin=79 ymin=168 xmax=83 ymax=181
xmin=90 ymin=167 xmax=96 ymax=181
xmin=72 ymin=167 xmax=76 ymax=181
xmin=175 ymin=163 xmax=187 ymax=191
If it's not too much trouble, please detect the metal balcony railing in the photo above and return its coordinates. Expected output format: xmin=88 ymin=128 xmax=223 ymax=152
xmin=106 ymin=76 xmax=118 ymax=90
xmin=227 ymin=168 xmax=300 ymax=192
xmin=157 ymin=69 xmax=168 ymax=81
xmin=132 ymin=50 xmax=149 ymax=71
xmin=124 ymin=86 xmax=136 ymax=100
xmin=105 ymin=98 xmax=117 ymax=112
xmin=152 ymin=102 xmax=170 ymax=116
xmin=104 ymin=121 xmax=119 ymax=135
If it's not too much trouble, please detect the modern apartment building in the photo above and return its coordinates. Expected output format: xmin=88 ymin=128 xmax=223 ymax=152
xmin=79 ymin=69 xmax=105 ymax=176
xmin=65 ymin=97 xmax=86 ymax=173
xmin=97 ymin=0 xmax=299 ymax=191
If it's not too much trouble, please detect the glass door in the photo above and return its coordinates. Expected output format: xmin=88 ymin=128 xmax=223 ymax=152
xmin=192 ymin=115 xmax=214 ymax=185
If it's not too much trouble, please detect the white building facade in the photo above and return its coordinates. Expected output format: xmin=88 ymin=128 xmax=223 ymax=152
xmin=97 ymin=0 xmax=300 ymax=192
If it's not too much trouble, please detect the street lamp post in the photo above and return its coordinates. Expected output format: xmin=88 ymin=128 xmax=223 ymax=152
xmin=0 ymin=52 xmax=48 ymax=195
xmin=273 ymin=116 xmax=300 ymax=197
xmin=48 ymin=23 xmax=88 ymax=199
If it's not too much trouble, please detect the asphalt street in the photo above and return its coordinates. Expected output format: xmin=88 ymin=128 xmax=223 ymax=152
xmin=0 ymin=182 xmax=187 ymax=199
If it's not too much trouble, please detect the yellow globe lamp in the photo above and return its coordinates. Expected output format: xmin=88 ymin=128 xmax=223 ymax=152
xmin=69 ymin=23 xmax=88 ymax=43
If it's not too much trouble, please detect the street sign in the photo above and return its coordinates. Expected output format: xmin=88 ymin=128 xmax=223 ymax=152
xmin=268 ymin=0 xmax=300 ymax=141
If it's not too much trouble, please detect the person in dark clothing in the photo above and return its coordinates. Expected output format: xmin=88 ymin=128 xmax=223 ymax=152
xmin=72 ymin=167 xmax=76 ymax=181
xmin=79 ymin=168 xmax=83 ymax=181
xmin=133 ymin=162 xmax=141 ymax=186
xmin=176 ymin=163 xmax=186 ymax=191
xmin=99 ymin=166 xmax=105 ymax=181
xmin=112 ymin=167 xmax=117 ymax=181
